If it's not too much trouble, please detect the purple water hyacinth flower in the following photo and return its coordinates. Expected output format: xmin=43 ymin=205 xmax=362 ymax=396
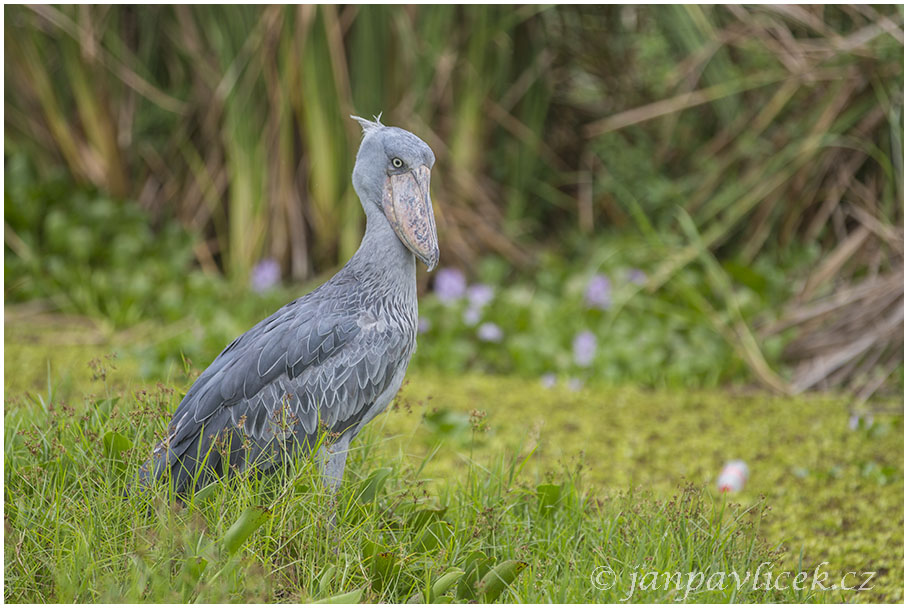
xmin=463 ymin=306 xmax=482 ymax=326
xmin=477 ymin=322 xmax=503 ymax=343
xmin=434 ymin=267 xmax=466 ymax=304
xmin=585 ymin=274 xmax=612 ymax=310
xmin=573 ymin=330 xmax=596 ymax=367
xmin=567 ymin=377 xmax=584 ymax=392
xmin=627 ymin=268 xmax=647 ymax=285
xmin=250 ymin=258 xmax=281 ymax=293
xmin=541 ymin=372 xmax=557 ymax=389
xmin=467 ymin=284 xmax=494 ymax=309
xmin=418 ymin=317 xmax=431 ymax=334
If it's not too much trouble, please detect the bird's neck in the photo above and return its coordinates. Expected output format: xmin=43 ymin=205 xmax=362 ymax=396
xmin=350 ymin=202 xmax=417 ymax=288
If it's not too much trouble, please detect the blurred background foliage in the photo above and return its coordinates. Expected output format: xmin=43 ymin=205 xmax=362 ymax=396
xmin=4 ymin=5 xmax=904 ymax=402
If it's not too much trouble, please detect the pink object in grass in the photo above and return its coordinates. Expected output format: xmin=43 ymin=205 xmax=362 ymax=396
xmin=717 ymin=460 xmax=749 ymax=493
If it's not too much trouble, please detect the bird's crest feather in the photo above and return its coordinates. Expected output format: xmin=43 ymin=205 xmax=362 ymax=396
xmin=350 ymin=113 xmax=384 ymax=136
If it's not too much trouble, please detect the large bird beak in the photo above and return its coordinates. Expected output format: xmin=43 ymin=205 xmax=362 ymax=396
xmin=382 ymin=165 xmax=440 ymax=271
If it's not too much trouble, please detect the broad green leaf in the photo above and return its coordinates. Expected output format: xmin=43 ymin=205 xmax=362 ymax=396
xmin=456 ymin=550 xmax=493 ymax=600
xmin=431 ymin=568 xmax=465 ymax=599
xmin=357 ymin=467 xmax=393 ymax=503
xmin=536 ymin=483 xmax=562 ymax=514
xmin=362 ymin=538 xmax=400 ymax=590
xmin=221 ymin=506 xmax=271 ymax=555
xmin=191 ymin=480 xmax=219 ymax=504
xmin=406 ymin=506 xmax=447 ymax=530
xmin=313 ymin=588 xmax=363 ymax=604
xmin=102 ymin=431 xmax=132 ymax=459
xmin=406 ymin=568 xmax=464 ymax=603
xmin=413 ymin=520 xmax=452 ymax=553
xmin=478 ymin=560 xmax=528 ymax=603
xmin=318 ymin=565 xmax=337 ymax=596
xmin=179 ymin=554 xmax=208 ymax=597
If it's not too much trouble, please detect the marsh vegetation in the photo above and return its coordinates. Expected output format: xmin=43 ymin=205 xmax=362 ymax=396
xmin=4 ymin=4 xmax=903 ymax=603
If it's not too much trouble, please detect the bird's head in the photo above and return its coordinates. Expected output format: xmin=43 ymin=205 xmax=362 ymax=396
xmin=351 ymin=115 xmax=439 ymax=271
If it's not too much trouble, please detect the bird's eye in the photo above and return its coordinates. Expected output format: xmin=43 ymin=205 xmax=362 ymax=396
xmin=392 ymin=158 xmax=403 ymax=168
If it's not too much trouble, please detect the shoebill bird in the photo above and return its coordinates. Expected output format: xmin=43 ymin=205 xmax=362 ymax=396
xmin=139 ymin=115 xmax=438 ymax=495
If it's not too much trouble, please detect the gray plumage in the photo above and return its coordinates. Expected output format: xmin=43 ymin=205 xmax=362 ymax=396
xmin=139 ymin=116 xmax=438 ymax=493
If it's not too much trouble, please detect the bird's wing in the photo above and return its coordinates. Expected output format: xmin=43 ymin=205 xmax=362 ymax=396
xmin=150 ymin=280 xmax=411 ymax=489
xmin=232 ymin=314 xmax=411 ymax=444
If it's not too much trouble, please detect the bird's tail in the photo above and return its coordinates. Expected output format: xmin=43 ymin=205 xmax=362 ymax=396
xmin=132 ymin=440 xmax=170 ymax=494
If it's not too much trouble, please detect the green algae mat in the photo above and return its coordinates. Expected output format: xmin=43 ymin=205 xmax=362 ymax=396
xmin=4 ymin=317 xmax=903 ymax=602
xmin=387 ymin=375 xmax=903 ymax=600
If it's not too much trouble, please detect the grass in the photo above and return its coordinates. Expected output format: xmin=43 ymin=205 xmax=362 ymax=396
xmin=4 ymin=318 xmax=902 ymax=602
xmin=1 ymin=379 xmax=803 ymax=603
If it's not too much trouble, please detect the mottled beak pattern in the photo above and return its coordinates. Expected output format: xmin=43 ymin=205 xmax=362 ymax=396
xmin=382 ymin=165 xmax=439 ymax=271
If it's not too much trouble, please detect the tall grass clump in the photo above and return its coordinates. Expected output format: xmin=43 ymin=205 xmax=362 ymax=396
xmin=550 ymin=6 xmax=903 ymax=398
xmin=4 ymin=5 xmax=554 ymax=278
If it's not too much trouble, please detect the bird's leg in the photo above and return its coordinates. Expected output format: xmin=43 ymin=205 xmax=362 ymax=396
xmin=320 ymin=434 xmax=351 ymax=492
xmin=317 ymin=435 xmax=350 ymax=528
